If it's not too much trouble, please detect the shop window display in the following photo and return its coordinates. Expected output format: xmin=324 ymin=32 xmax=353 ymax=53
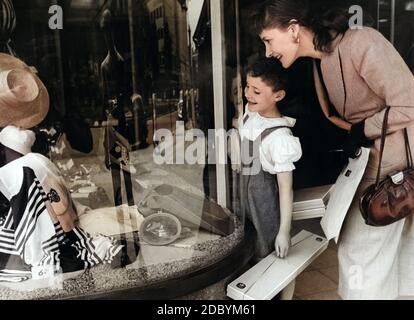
xmin=0 ymin=0 xmax=409 ymax=300
xmin=0 ymin=0 xmax=247 ymax=300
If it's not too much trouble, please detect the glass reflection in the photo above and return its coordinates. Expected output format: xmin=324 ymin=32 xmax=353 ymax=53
xmin=0 ymin=0 xmax=244 ymax=299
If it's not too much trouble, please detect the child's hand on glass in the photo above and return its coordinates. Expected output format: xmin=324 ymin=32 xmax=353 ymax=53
xmin=275 ymin=232 xmax=291 ymax=259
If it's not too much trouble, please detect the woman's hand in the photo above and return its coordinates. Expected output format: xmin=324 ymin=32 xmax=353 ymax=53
xmin=342 ymin=120 xmax=374 ymax=160
xmin=275 ymin=231 xmax=291 ymax=259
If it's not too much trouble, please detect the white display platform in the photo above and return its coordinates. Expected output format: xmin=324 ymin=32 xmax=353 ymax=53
xmin=227 ymin=230 xmax=329 ymax=300
xmin=292 ymin=207 xmax=326 ymax=221
xmin=292 ymin=185 xmax=333 ymax=220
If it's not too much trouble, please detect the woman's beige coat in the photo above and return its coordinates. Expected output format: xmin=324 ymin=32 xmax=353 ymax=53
xmin=321 ymin=27 xmax=414 ymax=179
xmin=320 ymin=27 xmax=414 ymax=300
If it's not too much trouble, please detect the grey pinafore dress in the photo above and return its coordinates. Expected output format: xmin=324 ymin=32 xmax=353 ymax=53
xmin=240 ymin=115 xmax=289 ymax=259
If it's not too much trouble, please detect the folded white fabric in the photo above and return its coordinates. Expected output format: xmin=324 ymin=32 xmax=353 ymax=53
xmin=78 ymin=204 xmax=145 ymax=237
xmin=0 ymin=125 xmax=35 ymax=155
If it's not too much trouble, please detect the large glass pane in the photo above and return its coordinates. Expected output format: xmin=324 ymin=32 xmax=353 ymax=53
xmin=0 ymin=0 xmax=246 ymax=299
xmin=395 ymin=0 xmax=414 ymax=72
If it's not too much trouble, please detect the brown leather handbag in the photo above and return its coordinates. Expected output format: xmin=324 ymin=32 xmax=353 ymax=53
xmin=360 ymin=107 xmax=414 ymax=227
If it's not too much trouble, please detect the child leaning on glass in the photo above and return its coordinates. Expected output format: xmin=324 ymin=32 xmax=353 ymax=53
xmin=234 ymin=57 xmax=302 ymax=262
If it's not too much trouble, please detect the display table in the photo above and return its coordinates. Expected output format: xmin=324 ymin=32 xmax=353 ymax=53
xmin=0 ymin=154 xmax=251 ymax=300
xmin=0 ymin=216 xmax=249 ymax=300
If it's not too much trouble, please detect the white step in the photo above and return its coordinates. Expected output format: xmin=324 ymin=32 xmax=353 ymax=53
xmin=293 ymin=185 xmax=332 ymax=212
xmin=292 ymin=207 xmax=326 ymax=221
xmin=227 ymin=230 xmax=329 ymax=300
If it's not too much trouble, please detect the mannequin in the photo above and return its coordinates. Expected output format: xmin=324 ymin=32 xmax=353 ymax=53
xmin=100 ymin=7 xmax=134 ymax=207
xmin=100 ymin=8 xmax=128 ymax=136
xmin=100 ymin=7 xmax=139 ymax=266
xmin=131 ymin=93 xmax=149 ymax=149
xmin=0 ymin=126 xmax=124 ymax=279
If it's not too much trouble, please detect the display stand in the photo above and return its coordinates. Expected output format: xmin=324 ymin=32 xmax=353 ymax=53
xmin=227 ymin=230 xmax=328 ymax=300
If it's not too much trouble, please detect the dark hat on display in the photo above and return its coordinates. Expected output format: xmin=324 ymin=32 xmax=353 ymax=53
xmin=0 ymin=53 xmax=49 ymax=128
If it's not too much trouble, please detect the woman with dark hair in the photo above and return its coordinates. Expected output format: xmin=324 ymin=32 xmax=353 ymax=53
xmin=251 ymin=0 xmax=414 ymax=299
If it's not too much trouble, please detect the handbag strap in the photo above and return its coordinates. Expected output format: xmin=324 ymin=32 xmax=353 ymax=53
xmin=375 ymin=107 xmax=391 ymax=186
xmin=404 ymin=128 xmax=413 ymax=168
xmin=337 ymin=47 xmax=413 ymax=186
xmin=375 ymin=107 xmax=413 ymax=187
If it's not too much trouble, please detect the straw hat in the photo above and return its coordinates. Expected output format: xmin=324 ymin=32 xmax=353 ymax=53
xmin=0 ymin=53 xmax=49 ymax=128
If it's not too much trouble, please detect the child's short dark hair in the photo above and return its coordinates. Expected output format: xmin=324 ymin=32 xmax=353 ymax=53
xmin=246 ymin=58 xmax=287 ymax=92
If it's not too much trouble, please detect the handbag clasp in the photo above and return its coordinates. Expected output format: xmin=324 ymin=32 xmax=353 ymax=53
xmin=391 ymin=171 xmax=404 ymax=185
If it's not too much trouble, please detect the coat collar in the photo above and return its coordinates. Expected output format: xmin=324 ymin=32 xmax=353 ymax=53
xmin=320 ymin=33 xmax=347 ymax=118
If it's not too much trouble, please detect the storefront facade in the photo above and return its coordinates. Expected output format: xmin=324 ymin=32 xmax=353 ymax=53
xmin=0 ymin=0 xmax=413 ymax=299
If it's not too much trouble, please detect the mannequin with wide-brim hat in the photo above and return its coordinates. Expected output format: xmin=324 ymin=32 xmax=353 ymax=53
xmin=0 ymin=52 xmax=50 ymax=237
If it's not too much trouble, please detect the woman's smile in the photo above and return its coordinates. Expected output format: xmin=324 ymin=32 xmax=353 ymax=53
xmin=260 ymin=27 xmax=300 ymax=68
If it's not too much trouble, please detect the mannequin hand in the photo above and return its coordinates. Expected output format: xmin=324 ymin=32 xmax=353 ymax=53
xmin=275 ymin=232 xmax=291 ymax=259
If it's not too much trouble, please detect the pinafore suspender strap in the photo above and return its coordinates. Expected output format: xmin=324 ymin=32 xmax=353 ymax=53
xmin=243 ymin=114 xmax=290 ymax=142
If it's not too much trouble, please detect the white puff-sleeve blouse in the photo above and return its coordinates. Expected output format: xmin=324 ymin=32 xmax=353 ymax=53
xmin=260 ymin=132 xmax=302 ymax=174
xmin=241 ymin=107 xmax=302 ymax=174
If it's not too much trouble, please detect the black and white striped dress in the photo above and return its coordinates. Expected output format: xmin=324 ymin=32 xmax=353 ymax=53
xmin=0 ymin=153 xmax=123 ymax=283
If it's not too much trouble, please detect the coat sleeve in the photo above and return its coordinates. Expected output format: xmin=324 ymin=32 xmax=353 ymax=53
xmin=350 ymin=28 xmax=414 ymax=139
